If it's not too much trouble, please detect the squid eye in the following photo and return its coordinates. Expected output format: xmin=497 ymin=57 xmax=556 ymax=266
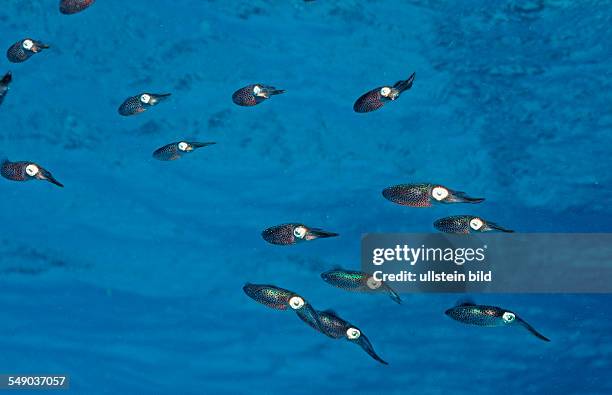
xmin=253 ymin=85 xmax=262 ymax=95
xmin=140 ymin=94 xmax=151 ymax=104
xmin=288 ymin=296 xmax=305 ymax=310
xmin=293 ymin=226 xmax=307 ymax=239
xmin=502 ymin=312 xmax=516 ymax=323
xmin=346 ymin=327 xmax=361 ymax=340
xmin=178 ymin=142 xmax=189 ymax=151
xmin=366 ymin=276 xmax=382 ymax=290
xmin=380 ymin=87 xmax=391 ymax=97
xmin=469 ymin=217 xmax=484 ymax=230
xmin=22 ymin=39 xmax=34 ymax=50
xmin=25 ymin=164 xmax=39 ymax=177
xmin=432 ymin=186 xmax=449 ymax=201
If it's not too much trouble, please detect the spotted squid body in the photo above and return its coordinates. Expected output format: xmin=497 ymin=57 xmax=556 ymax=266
xmin=243 ymin=283 xmax=323 ymax=332
xmin=232 ymin=84 xmax=285 ymax=107
xmin=445 ymin=302 xmax=550 ymax=342
xmin=434 ymin=215 xmax=513 ymax=234
xmin=1 ymin=159 xmax=63 ymax=187
xmin=353 ymin=72 xmax=415 ymax=113
xmin=383 ymin=183 xmax=484 ymax=207
xmin=298 ymin=309 xmax=388 ymax=365
xmin=262 ymin=223 xmax=338 ymax=245
xmin=321 ymin=269 xmax=401 ymax=304
xmin=60 ymin=0 xmax=95 ymax=14
xmin=118 ymin=92 xmax=171 ymax=116
xmin=152 ymin=141 xmax=216 ymax=161
xmin=7 ymin=39 xmax=49 ymax=63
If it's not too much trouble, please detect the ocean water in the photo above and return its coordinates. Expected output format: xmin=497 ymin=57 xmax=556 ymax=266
xmin=0 ymin=0 xmax=611 ymax=394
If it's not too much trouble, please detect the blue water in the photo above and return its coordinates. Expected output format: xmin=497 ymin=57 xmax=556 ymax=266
xmin=1 ymin=1 xmax=611 ymax=394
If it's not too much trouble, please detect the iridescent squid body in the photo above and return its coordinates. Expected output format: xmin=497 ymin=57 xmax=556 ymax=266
xmin=232 ymin=84 xmax=285 ymax=106
xmin=261 ymin=223 xmax=338 ymax=245
xmin=383 ymin=183 xmax=484 ymax=207
xmin=0 ymin=72 xmax=11 ymax=106
xmin=60 ymin=0 xmax=95 ymax=14
xmin=7 ymin=39 xmax=49 ymax=63
xmin=298 ymin=309 xmax=388 ymax=365
xmin=445 ymin=302 xmax=550 ymax=342
xmin=1 ymin=159 xmax=63 ymax=187
xmin=353 ymin=72 xmax=415 ymax=113
xmin=242 ymin=283 xmax=323 ymax=331
xmin=118 ymin=92 xmax=171 ymax=116
xmin=152 ymin=141 xmax=216 ymax=161
xmin=434 ymin=215 xmax=513 ymax=234
xmin=321 ymin=269 xmax=401 ymax=304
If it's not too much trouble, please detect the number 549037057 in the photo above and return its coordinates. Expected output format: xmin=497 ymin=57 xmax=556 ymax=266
xmin=5 ymin=375 xmax=68 ymax=388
